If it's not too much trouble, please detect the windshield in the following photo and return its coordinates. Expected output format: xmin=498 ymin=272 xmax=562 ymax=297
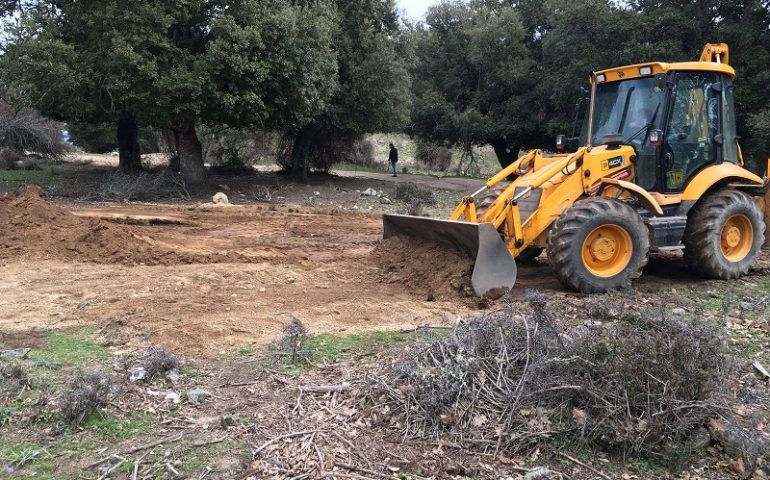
xmin=588 ymin=77 xmax=664 ymax=146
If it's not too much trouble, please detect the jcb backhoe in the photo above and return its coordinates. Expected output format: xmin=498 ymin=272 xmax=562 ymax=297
xmin=384 ymin=44 xmax=768 ymax=295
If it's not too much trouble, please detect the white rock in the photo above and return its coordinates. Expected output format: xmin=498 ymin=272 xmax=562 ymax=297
xmin=165 ymin=392 xmax=181 ymax=404
xmin=672 ymin=307 xmax=687 ymax=316
xmin=213 ymin=192 xmax=230 ymax=205
xmin=362 ymin=188 xmax=378 ymax=197
xmin=187 ymin=387 xmax=211 ymax=403
xmin=129 ymin=366 xmax=146 ymax=382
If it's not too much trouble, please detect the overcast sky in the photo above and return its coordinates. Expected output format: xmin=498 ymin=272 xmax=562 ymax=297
xmin=397 ymin=0 xmax=438 ymax=20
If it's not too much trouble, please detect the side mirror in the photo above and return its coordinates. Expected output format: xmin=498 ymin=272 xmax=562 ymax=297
xmin=556 ymin=134 xmax=567 ymax=151
xmin=649 ymin=129 xmax=663 ymax=147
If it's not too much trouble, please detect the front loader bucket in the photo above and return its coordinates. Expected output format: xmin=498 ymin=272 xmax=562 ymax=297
xmin=383 ymin=214 xmax=517 ymax=297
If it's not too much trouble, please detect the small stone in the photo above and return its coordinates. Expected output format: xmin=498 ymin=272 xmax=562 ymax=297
xmin=524 ymin=467 xmax=557 ymax=480
xmin=361 ymin=188 xmax=378 ymax=197
xmin=187 ymin=387 xmax=211 ymax=403
xmin=672 ymin=307 xmax=687 ymax=316
xmin=165 ymin=369 xmax=180 ymax=383
xmin=258 ymin=287 xmax=267 ymax=293
xmin=128 ymin=366 xmax=146 ymax=382
xmin=379 ymin=196 xmax=393 ymax=205
xmin=212 ymin=192 xmax=230 ymax=205
xmin=740 ymin=302 xmax=753 ymax=311
xmin=426 ymin=293 xmax=435 ymax=302
xmin=164 ymin=392 xmax=181 ymax=404
xmin=287 ymin=277 xmax=296 ymax=284
xmin=313 ymin=191 xmax=321 ymax=196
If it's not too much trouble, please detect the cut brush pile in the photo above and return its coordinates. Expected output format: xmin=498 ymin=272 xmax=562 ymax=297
xmin=370 ymin=292 xmax=735 ymax=460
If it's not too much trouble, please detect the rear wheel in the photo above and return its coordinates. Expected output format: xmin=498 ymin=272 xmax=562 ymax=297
xmin=476 ymin=185 xmax=543 ymax=263
xmin=547 ymin=198 xmax=649 ymax=293
xmin=683 ymin=190 xmax=764 ymax=279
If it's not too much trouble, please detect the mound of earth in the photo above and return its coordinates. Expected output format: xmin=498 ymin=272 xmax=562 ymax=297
xmin=0 ymin=185 xmax=242 ymax=265
xmin=372 ymin=235 xmax=474 ymax=300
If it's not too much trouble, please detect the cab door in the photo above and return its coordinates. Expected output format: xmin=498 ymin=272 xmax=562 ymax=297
xmin=662 ymin=72 xmax=722 ymax=192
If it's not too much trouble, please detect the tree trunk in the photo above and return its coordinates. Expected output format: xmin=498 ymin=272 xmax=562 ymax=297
xmin=162 ymin=127 xmax=180 ymax=172
xmin=117 ymin=113 xmax=142 ymax=173
xmin=288 ymin=125 xmax=321 ymax=183
xmin=173 ymin=114 xmax=205 ymax=188
xmin=490 ymin=138 xmax=521 ymax=169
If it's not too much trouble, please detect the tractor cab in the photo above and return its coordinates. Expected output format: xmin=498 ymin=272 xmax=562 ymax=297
xmin=581 ymin=44 xmax=741 ymax=195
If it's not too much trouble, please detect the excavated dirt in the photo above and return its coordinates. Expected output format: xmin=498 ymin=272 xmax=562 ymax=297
xmin=0 ymin=185 xmax=245 ymax=265
xmin=0 ymin=187 xmax=475 ymax=355
xmin=373 ymin=236 xmax=475 ymax=300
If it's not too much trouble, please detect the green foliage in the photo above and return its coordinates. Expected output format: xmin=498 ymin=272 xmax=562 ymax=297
xmin=411 ymin=1 xmax=535 ymax=149
xmin=411 ymin=0 xmax=770 ymax=167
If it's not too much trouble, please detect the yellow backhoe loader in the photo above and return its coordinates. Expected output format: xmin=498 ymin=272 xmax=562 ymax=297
xmin=384 ymin=44 xmax=768 ymax=295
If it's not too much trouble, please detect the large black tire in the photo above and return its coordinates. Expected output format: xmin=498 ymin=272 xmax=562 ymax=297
xmin=683 ymin=189 xmax=764 ymax=279
xmin=547 ymin=198 xmax=650 ymax=293
xmin=476 ymin=185 xmax=544 ymax=263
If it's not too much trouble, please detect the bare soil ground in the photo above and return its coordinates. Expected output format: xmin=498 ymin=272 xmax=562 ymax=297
xmin=1 ymin=166 xmax=769 ymax=480
xmin=0 ymin=187 xmax=475 ymax=356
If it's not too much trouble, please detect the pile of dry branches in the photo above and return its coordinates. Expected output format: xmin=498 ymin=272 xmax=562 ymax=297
xmin=371 ymin=292 xmax=733 ymax=458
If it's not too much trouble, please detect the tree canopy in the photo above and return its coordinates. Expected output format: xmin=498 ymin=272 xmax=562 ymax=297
xmin=410 ymin=0 xmax=770 ymax=169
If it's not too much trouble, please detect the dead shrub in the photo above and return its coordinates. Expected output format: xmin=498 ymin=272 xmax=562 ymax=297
xmin=57 ymin=372 xmax=116 ymax=425
xmin=415 ymin=140 xmax=453 ymax=171
xmin=48 ymin=170 xmax=190 ymax=202
xmin=0 ymin=361 xmax=34 ymax=389
xmin=372 ymin=297 xmax=733 ymax=460
xmin=0 ymin=148 xmax=23 ymax=170
xmin=394 ymin=183 xmax=436 ymax=207
xmin=277 ymin=131 xmax=378 ymax=174
xmin=142 ymin=346 xmax=179 ymax=380
xmin=0 ymin=92 xmax=68 ymax=159
xmin=268 ymin=318 xmax=311 ymax=365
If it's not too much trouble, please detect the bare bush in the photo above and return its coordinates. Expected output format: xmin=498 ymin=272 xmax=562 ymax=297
xmin=48 ymin=170 xmax=191 ymax=202
xmin=269 ymin=318 xmax=311 ymax=365
xmin=372 ymin=297 xmax=733 ymax=459
xmin=203 ymin=127 xmax=277 ymax=173
xmin=0 ymin=148 xmax=23 ymax=170
xmin=58 ymin=372 xmax=116 ymax=425
xmin=277 ymin=132 xmax=379 ymax=174
xmin=0 ymin=93 xmax=68 ymax=159
xmin=394 ymin=183 xmax=437 ymax=207
xmin=142 ymin=346 xmax=179 ymax=380
xmin=415 ymin=140 xmax=453 ymax=171
xmin=0 ymin=361 xmax=34 ymax=389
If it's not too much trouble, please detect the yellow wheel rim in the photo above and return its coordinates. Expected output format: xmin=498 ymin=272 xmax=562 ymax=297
xmin=720 ymin=214 xmax=753 ymax=262
xmin=581 ymin=224 xmax=633 ymax=278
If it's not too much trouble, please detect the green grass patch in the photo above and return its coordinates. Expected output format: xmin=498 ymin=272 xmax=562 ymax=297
xmin=0 ymin=443 xmax=54 ymax=476
xmin=80 ymin=412 xmax=159 ymax=440
xmin=0 ymin=167 xmax=56 ymax=188
xmin=304 ymin=330 xmax=418 ymax=363
xmin=28 ymin=327 xmax=110 ymax=368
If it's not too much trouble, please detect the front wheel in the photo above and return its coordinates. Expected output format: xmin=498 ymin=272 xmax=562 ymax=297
xmin=547 ymin=198 xmax=650 ymax=293
xmin=683 ymin=190 xmax=764 ymax=279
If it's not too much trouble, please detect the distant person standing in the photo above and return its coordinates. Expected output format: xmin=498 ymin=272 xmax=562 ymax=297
xmin=388 ymin=143 xmax=399 ymax=177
